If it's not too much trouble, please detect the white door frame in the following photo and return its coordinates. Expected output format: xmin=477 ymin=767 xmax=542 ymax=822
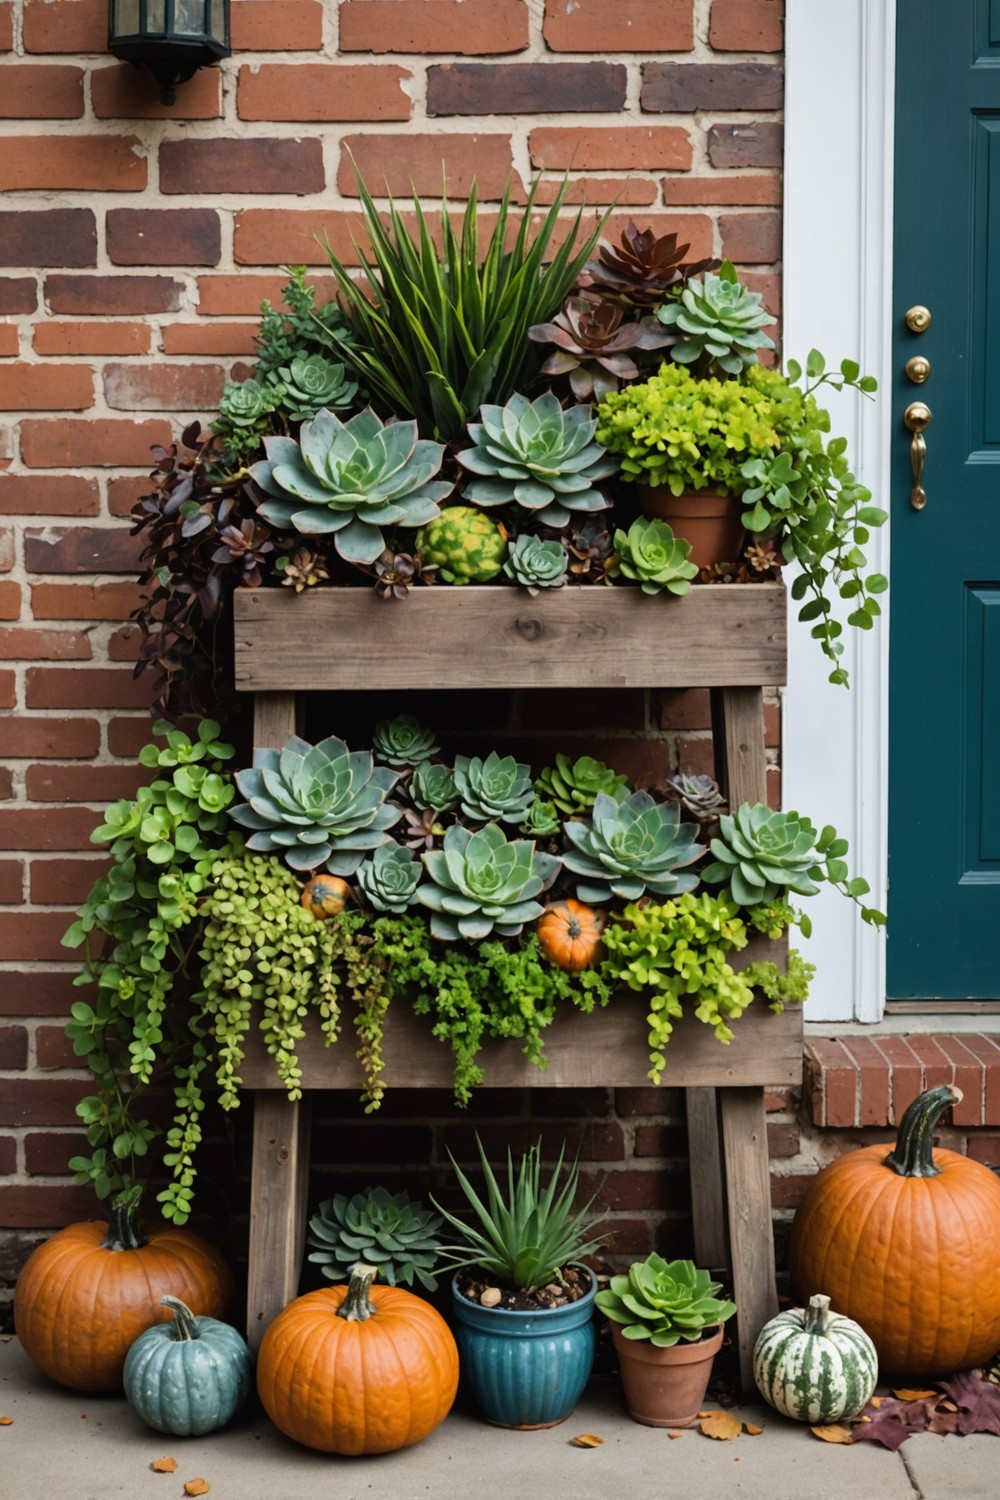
xmin=783 ymin=0 xmax=896 ymax=1021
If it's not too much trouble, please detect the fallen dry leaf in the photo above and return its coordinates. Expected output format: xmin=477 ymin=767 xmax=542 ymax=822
xmin=891 ymin=1388 xmax=936 ymax=1401
xmin=743 ymin=1421 xmax=765 ymax=1436
xmin=150 ymin=1457 xmax=177 ymax=1473
xmin=811 ymin=1424 xmax=853 ymax=1443
xmin=0 ymin=1417 xmax=13 ymax=1426
xmin=184 ymin=1482 xmax=210 ymax=1497
xmin=869 ymin=1396 xmax=884 ymax=1408
xmin=699 ymin=1410 xmax=742 ymax=1441
xmin=667 ymin=1430 xmax=683 ymax=1439
xmin=570 ymin=1433 xmax=604 ymax=1448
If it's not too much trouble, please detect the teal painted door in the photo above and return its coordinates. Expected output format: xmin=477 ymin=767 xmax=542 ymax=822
xmin=890 ymin=1 xmax=1000 ymax=996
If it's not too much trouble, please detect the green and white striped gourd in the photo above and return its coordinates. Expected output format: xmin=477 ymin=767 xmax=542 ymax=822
xmin=752 ymin=1292 xmax=878 ymax=1424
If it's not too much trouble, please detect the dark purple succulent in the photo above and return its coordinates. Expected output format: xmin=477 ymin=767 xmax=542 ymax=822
xmin=580 ymin=222 xmax=720 ymax=309
xmin=528 ymin=296 xmax=671 ymax=399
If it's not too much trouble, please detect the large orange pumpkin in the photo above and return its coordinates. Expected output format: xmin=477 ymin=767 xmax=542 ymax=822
xmin=257 ymin=1263 xmax=458 ymax=1454
xmin=15 ymin=1188 xmax=234 ymax=1392
xmin=536 ymin=899 xmax=606 ymax=972
xmin=789 ymin=1084 xmax=1000 ymax=1378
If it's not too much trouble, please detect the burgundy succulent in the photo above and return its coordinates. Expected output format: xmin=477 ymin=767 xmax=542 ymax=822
xmin=580 ymin=222 xmax=720 ymax=309
xmin=528 ymin=296 xmax=671 ymax=400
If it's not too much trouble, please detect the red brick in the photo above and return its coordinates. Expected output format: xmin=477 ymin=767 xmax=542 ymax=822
xmin=0 ymin=628 xmax=91 ymax=660
xmin=872 ymin=1035 xmax=924 ymax=1124
xmin=33 ymin=322 xmax=150 ymax=357
xmin=3 ymin=717 xmax=100 ymax=758
xmin=340 ymin=132 xmax=518 ymax=201
xmin=26 ymin=763 xmax=148 ymax=802
xmin=0 ymin=970 xmax=77 ymax=1017
xmin=31 ymin=581 xmax=143 ymax=619
xmin=234 ymin=208 xmax=367 ymax=267
xmin=0 ymin=579 xmax=20 ymax=617
xmin=29 ymin=855 xmax=107 ymax=906
xmin=0 ymin=527 xmax=13 ymax=570
xmin=341 ymin=0 xmax=527 ymax=53
xmin=160 ymin=138 xmax=325 ymax=196
xmin=603 ymin=210 xmax=713 ymax=263
xmin=106 ymin=208 xmax=222 ymax=267
xmin=91 ymin=62 xmax=221 ymax=119
xmin=0 ymin=858 xmax=22 ymax=902
xmin=676 ymin=736 xmax=714 ymax=778
xmin=108 ymin=716 xmax=156 ymax=757
xmin=231 ymin=0 xmax=324 ymax=51
xmin=710 ymin=0 xmax=784 ymax=53
xmin=532 ymin=177 xmax=658 ymax=207
xmin=0 ymin=767 xmax=12 ymax=799
xmin=0 ymin=62 xmax=84 ymax=115
xmin=0 ymin=2 xmax=11 ymax=50
xmin=530 ymin=125 xmax=692 ymax=173
xmin=0 ymin=208 xmax=95 ymax=267
xmin=26 ymin=666 xmax=152 ymax=710
xmin=935 ymin=1034 xmax=987 ymax=1127
xmin=0 ymin=1022 xmax=28 ymax=1068
xmin=196 ymin=273 xmax=331 ymax=316
xmin=968 ymin=1134 xmax=1000 ymax=1167
xmin=103 ymin=362 xmax=226 ymax=412
xmin=20 ymin=418 xmax=172 ymax=468
xmin=34 ymin=1025 xmax=79 ymax=1070
xmin=544 ymin=0 xmax=693 ymax=52
xmin=23 ymin=0 xmax=105 ymax=52
xmin=0 ymin=278 xmax=37 ymax=313
xmin=0 ymin=1135 xmax=15 ymax=1174
xmin=108 ymin=624 xmax=141 ymax=661
xmin=162 ymin=323 xmax=259 ymax=356
xmin=0 ymin=910 xmax=81 ymax=960
xmin=24 ymin=1130 xmax=88 ymax=1174
xmin=663 ymin=175 xmax=781 ymax=206
xmin=614 ymin=1086 xmax=684 ymax=1117
xmin=769 ymin=1172 xmax=813 ymax=1211
xmin=840 ymin=1035 xmax=891 ymax=1126
xmin=632 ymin=1124 xmax=687 ymax=1157
xmin=0 ymin=804 xmax=102 ymax=850
xmin=643 ymin=63 xmax=782 ymax=113
xmin=578 ymin=1168 xmax=671 ymax=1211
xmin=708 ymin=123 xmax=784 ymax=170
xmin=0 ymin=670 xmax=13 ymax=707
xmin=658 ymin=688 xmax=711 ymax=731
xmin=766 ymin=1121 xmax=800 ymax=1158
xmin=958 ymin=1035 xmax=1000 ymax=1123
xmin=0 ymin=135 xmax=145 ymax=192
xmin=428 ymin=61 xmax=625 ymax=116
xmin=45 ymin=274 xmax=183 ymax=315
xmin=107 ymin=475 xmax=156 ymax=518
xmin=0 ymin=325 xmax=17 ymax=357
xmin=0 ymin=363 xmax=93 ymax=411
xmin=720 ymin=210 xmax=782 ymax=264
xmin=906 ymin=1034 xmax=958 ymax=1094
xmin=0 ymin=1184 xmax=97 ymax=1227
xmin=805 ymin=1039 xmax=858 ymax=1127
xmin=238 ymin=63 xmax=411 ymax=122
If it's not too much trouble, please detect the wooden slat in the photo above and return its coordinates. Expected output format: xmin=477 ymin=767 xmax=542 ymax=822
xmin=686 ymin=1089 xmax=729 ymax=1270
xmin=253 ymin=691 xmax=297 ymax=754
xmin=234 ymin=585 xmax=787 ymax=692
xmin=720 ymin=1087 xmax=779 ymax=1391
xmin=711 ymin=685 xmax=769 ymax=808
xmin=246 ymin=1094 xmax=310 ymax=1350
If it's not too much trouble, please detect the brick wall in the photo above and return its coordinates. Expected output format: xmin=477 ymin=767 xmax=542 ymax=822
xmin=0 ymin=0 xmax=788 ymax=1310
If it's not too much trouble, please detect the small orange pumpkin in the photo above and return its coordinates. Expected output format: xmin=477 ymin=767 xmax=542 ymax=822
xmin=536 ymin=899 xmax=606 ymax=972
xmin=300 ymin=874 xmax=350 ymax=918
xmin=14 ymin=1188 xmax=234 ymax=1392
xmin=257 ymin=1264 xmax=459 ymax=1454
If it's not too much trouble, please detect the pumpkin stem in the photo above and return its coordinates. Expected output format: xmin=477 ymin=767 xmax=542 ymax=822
xmin=337 ymin=1262 xmax=379 ymax=1322
xmin=803 ymin=1293 xmax=832 ymax=1336
xmin=160 ymin=1296 xmax=199 ymax=1341
xmin=102 ymin=1185 xmax=147 ymax=1251
xmin=883 ymin=1084 xmax=963 ymax=1179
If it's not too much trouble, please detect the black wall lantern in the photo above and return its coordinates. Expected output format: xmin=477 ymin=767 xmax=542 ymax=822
xmin=108 ymin=1 xmax=230 ymax=106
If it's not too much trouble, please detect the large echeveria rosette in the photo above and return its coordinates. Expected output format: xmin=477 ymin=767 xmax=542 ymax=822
xmin=561 ymin=790 xmax=704 ymax=904
xmin=416 ymin=822 xmax=560 ymax=941
xmin=229 ymin=733 xmax=401 ymax=875
xmin=453 ymin=751 xmax=535 ymax=825
xmin=701 ymin=803 xmax=822 ymax=905
xmin=250 ymin=407 xmax=452 ymax=564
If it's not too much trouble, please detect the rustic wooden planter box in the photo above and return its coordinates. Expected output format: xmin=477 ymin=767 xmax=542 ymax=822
xmin=232 ymin=582 xmax=796 ymax=1389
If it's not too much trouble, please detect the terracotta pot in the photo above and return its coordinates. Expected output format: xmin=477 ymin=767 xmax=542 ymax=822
xmin=611 ymin=1322 xmax=724 ymax=1428
xmin=634 ymin=485 xmax=745 ymax=571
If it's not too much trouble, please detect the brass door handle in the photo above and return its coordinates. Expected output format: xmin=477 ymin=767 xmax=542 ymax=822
xmin=904 ymin=401 xmax=932 ymax=510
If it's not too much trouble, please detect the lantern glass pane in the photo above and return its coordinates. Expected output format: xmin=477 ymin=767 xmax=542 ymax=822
xmin=174 ymin=0 xmax=205 ymax=36
xmin=114 ymin=0 xmax=141 ymax=34
xmin=146 ymin=0 xmax=167 ymax=32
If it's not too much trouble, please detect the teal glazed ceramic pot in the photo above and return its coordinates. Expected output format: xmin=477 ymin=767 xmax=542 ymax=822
xmin=451 ymin=1269 xmax=596 ymax=1429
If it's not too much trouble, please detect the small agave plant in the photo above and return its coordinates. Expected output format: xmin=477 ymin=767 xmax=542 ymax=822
xmin=307 ymin=1187 xmax=444 ymax=1291
xmin=561 ymin=790 xmax=703 ymax=903
xmin=250 ymin=407 xmax=452 ymax=564
xmin=229 ymin=733 xmax=400 ymax=875
xmin=453 ymin=751 xmax=535 ymax=825
xmin=416 ymin=822 xmax=560 ymax=941
xmin=458 ymin=391 xmax=617 ymax=528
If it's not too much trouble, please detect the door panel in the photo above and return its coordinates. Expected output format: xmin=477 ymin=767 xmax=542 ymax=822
xmin=890 ymin=0 xmax=1000 ymax=996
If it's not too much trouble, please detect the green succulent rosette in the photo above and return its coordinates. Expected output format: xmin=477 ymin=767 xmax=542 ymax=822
xmin=614 ymin=517 xmax=699 ymax=596
xmin=561 ymin=789 xmax=703 ymax=903
xmin=229 ymin=733 xmax=400 ymax=875
xmin=520 ymin=796 xmax=561 ymax=839
xmin=416 ymin=822 xmax=560 ymax=941
xmin=657 ymin=268 xmax=775 ymax=376
xmin=371 ymin=715 xmax=440 ymax=769
xmin=453 ymin=750 xmax=535 ymax=824
xmin=535 ymin=753 xmax=629 ymax=817
xmin=274 ymin=353 xmax=359 ymax=421
xmin=502 ymin=534 xmax=568 ymax=593
xmin=459 ymin=391 xmax=617 ymax=529
xmin=409 ymin=761 xmax=459 ymax=814
xmin=595 ymin=1254 xmax=736 ymax=1347
xmin=250 ymin=407 xmax=452 ymax=565
xmin=307 ymin=1187 xmax=444 ymax=1291
xmin=356 ymin=841 xmax=422 ymax=913
xmin=701 ymin=803 xmax=822 ymax=906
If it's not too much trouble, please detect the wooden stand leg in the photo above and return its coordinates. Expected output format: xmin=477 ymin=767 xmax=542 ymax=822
xmin=246 ymin=1092 xmax=310 ymax=1350
xmin=719 ymin=1086 xmax=778 ymax=1391
xmin=686 ymin=1088 xmax=728 ymax=1271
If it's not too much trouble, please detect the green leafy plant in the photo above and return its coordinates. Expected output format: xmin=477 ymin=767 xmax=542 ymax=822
xmin=535 ymin=753 xmax=629 ymax=817
xmin=453 ymin=751 xmax=535 ymax=825
xmin=306 ymin=1187 xmax=445 ymax=1291
xmin=416 ymin=822 xmax=559 ymax=941
xmin=356 ymin=841 xmax=422 ymax=913
xmin=595 ymin=1255 xmax=736 ymax=1346
xmin=561 ymin=790 xmax=703 ymax=904
xmin=613 ymin=517 xmax=699 ymax=595
xmin=318 ymin=169 xmax=609 ymax=442
xmin=432 ymin=1136 xmax=607 ymax=1290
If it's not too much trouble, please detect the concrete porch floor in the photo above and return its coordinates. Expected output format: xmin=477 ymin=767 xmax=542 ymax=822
xmin=1 ymin=1335 xmax=993 ymax=1500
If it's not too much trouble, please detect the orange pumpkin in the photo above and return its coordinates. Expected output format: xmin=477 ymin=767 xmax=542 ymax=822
xmin=15 ymin=1188 xmax=234 ymax=1392
xmin=257 ymin=1264 xmax=458 ymax=1454
xmin=789 ymin=1084 xmax=1000 ymax=1378
xmin=537 ymin=899 xmax=606 ymax=972
xmin=300 ymin=874 xmax=350 ymax=918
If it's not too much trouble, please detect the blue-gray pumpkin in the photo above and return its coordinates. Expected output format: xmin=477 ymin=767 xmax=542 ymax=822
xmin=123 ymin=1295 xmax=252 ymax=1436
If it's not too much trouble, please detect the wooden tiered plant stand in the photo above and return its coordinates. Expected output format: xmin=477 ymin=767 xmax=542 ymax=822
xmin=232 ymin=582 xmax=799 ymax=1389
